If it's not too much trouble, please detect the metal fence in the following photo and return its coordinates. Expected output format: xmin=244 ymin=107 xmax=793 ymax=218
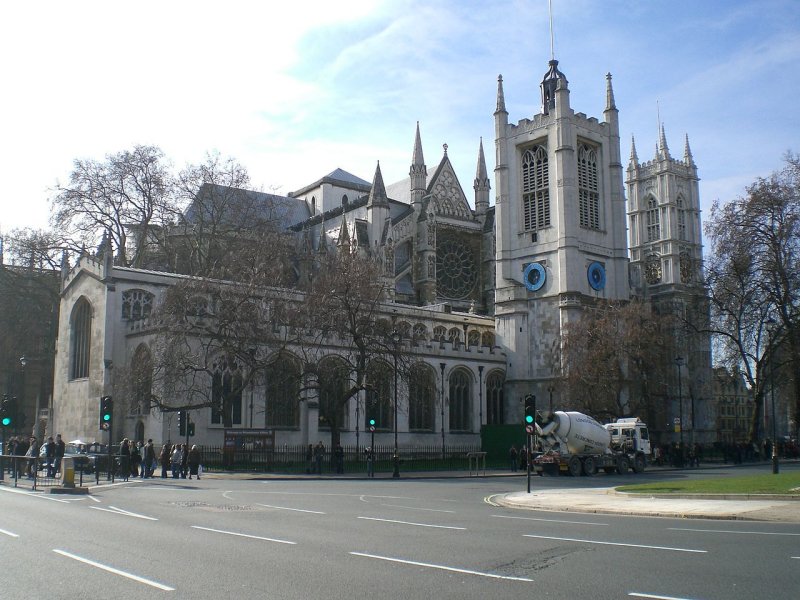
xmin=0 ymin=455 xmax=96 ymax=490
xmin=197 ymin=443 xmax=483 ymax=474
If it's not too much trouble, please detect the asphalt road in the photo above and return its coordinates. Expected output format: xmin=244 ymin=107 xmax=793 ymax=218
xmin=1 ymin=466 xmax=798 ymax=599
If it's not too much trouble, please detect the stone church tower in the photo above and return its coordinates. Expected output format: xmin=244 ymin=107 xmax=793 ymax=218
xmin=626 ymin=129 xmax=713 ymax=442
xmin=493 ymin=59 xmax=630 ymax=416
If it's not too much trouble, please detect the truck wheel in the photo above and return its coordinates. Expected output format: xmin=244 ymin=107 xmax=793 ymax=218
xmin=568 ymin=456 xmax=582 ymax=477
xmin=616 ymin=455 xmax=629 ymax=475
xmin=582 ymin=456 xmax=597 ymax=476
xmin=633 ymin=454 xmax=646 ymax=474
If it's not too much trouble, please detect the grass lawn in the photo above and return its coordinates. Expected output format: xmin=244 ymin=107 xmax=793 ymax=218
xmin=616 ymin=471 xmax=800 ymax=495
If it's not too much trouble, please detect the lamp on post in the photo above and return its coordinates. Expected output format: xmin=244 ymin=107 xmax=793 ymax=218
xmin=767 ymin=319 xmax=780 ymax=474
xmin=18 ymin=355 xmax=27 ymax=437
xmin=391 ymin=331 xmax=401 ymax=478
xmin=675 ymin=356 xmax=684 ymax=463
xmin=439 ymin=362 xmax=446 ymax=458
xmin=477 ymin=365 xmax=484 ymax=428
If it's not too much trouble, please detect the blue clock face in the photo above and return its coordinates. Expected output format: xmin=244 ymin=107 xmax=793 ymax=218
xmin=524 ymin=262 xmax=546 ymax=291
xmin=587 ymin=262 xmax=606 ymax=291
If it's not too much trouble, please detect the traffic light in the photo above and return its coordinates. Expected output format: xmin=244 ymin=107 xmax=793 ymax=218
xmin=187 ymin=422 xmax=195 ymax=437
xmin=1 ymin=394 xmax=11 ymax=428
xmin=368 ymin=418 xmax=376 ymax=429
xmin=99 ymin=396 xmax=113 ymax=430
xmin=524 ymin=394 xmax=536 ymax=425
xmin=178 ymin=410 xmax=186 ymax=436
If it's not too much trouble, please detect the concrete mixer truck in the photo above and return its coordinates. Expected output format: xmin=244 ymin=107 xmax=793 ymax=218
xmin=532 ymin=411 xmax=651 ymax=476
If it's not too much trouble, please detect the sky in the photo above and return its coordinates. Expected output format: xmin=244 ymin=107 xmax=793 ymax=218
xmin=1 ymin=0 xmax=799 ymax=237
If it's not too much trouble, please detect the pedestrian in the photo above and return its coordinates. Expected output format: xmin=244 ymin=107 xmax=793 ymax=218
xmin=170 ymin=444 xmax=183 ymax=478
xmin=181 ymin=443 xmax=189 ymax=479
xmin=119 ymin=438 xmax=131 ymax=482
xmin=131 ymin=441 xmax=142 ymax=478
xmin=519 ymin=445 xmax=527 ymax=471
xmin=314 ymin=441 xmax=325 ymax=474
xmin=54 ymin=434 xmax=66 ymax=476
xmin=365 ymin=446 xmax=375 ymax=478
xmin=187 ymin=445 xmax=201 ymax=479
xmin=160 ymin=443 xmax=171 ymax=478
xmin=305 ymin=444 xmax=314 ymax=474
xmin=334 ymin=443 xmax=344 ymax=474
xmin=25 ymin=436 xmax=38 ymax=478
xmin=44 ymin=436 xmax=56 ymax=477
xmin=143 ymin=439 xmax=155 ymax=478
xmin=509 ymin=444 xmax=518 ymax=472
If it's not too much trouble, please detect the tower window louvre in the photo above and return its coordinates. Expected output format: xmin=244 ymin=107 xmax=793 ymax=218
xmin=521 ymin=146 xmax=550 ymax=231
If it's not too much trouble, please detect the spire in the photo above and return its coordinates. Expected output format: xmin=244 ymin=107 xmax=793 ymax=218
xmin=367 ymin=161 xmax=388 ymax=207
xmin=60 ymin=250 xmax=70 ymax=282
xmin=605 ymin=72 xmax=616 ymax=111
xmin=684 ymin=133 xmax=695 ymax=166
xmin=317 ymin=218 xmax=328 ymax=253
xmin=474 ymin=137 xmax=490 ymax=216
xmin=658 ymin=124 xmax=670 ymax=159
xmin=337 ymin=213 xmax=351 ymax=249
xmin=629 ymin=135 xmax=639 ymax=165
xmin=412 ymin=121 xmax=424 ymax=167
xmin=495 ymin=74 xmax=507 ymax=114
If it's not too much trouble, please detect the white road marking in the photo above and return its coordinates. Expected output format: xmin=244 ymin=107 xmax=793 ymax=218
xmin=523 ymin=534 xmax=706 ymax=553
xmin=669 ymin=527 xmax=800 ymax=536
xmin=53 ymin=549 xmax=174 ymax=591
xmin=191 ymin=525 xmax=296 ymax=545
xmin=357 ymin=516 xmax=465 ymax=530
xmin=792 ymin=556 xmax=800 ymax=559
xmin=0 ymin=485 xmax=70 ymax=503
xmin=629 ymin=593 xmax=700 ymax=600
xmin=492 ymin=514 xmax=608 ymax=526
xmin=256 ymin=503 xmax=326 ymax=514
xmin=87 ymin=495 xmax=101 ymax=503
xmin=89 ymin=506 xmax=158 ymax=521
xmin=381 ymin=504 xmax=455 ymax=513
xmin=89 ymin=480 xmax=140 ymax=489
xmin=349 ymin=552 xmax=533 ymax=582
xmin=0 ymin=527 xmax=19 ymax=538
xmin=484 ymin=494 xmax=501 ymax=506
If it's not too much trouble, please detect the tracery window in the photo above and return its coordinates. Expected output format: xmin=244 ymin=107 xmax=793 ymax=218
xmin=130 ymin=345 xmax=152 ymax=415
xmin=486 ymin=371 xmax=505 ymax=425
xmin=578 ymin=144 xmax=600 ymax=230
xmin=408 ymin=364 xmax=435 ymax=431
xmin=412 ymin=323 xmax=428 ymax=342
xmin=366 ymin=361 xmax=393 ymax=431
xmin=448 ymin=369 xmax=471 ymax=432
xmin=266 ymin=355 xmax=300 ymax=428
xmin=318 ymin=358 xmax=349 ymax=430
xmin=436 ymin=232 xmax=478 ymax=300
xmin=467 ymin=330 xmax=480 ymax=347
xmin=676 ymin=196 xmax=687 ymax=241
xmin=211 ymin=357 xmax=243 ymax=426
xmin=645 ymin=253 xmax=662 ymax=284
xmin=481 ymin=331 xmax=495 ymax=348
xmin=69 ymin=298 xmax=92 ymax=380
xmin=521 ymin=145 xmax=550 ymax=231
xmin=433 ymin=326 xmax=447 ymax=342
xmin=645 ymin=196 xmax=660 ymax=242
xmin=447 ymin=327 xmax=461 ymax=345
xmin=122 ymin=289 xmax=154 ymax=321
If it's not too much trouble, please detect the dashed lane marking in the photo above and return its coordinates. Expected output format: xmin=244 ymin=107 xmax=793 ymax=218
xmin=491 ymin=514 xmax=608 ymax=526
xmin=255 ymin=503 xmax=326 ymax=514
xmin=191 ymin=525 xmax=296 ymax=545
xmin=53 ymin=549 xmax=174 ymax=591
xmin=357 ymin=516 xmax=465 ymax=530
xmin=523 ymin=534 xmax=707 ymax=553
xmin=349 ymin=552 xmax=533 ymax=582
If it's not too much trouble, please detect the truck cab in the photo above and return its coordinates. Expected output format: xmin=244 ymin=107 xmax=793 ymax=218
xmin=605 ymin=418 xmax=651 ymax=457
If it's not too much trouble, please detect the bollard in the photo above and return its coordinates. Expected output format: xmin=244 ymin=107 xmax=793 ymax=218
xmin=62 ymin=457 xmax=75 ymax=488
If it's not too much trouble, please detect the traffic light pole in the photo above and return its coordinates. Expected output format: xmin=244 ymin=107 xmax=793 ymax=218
xmin=526 ymin=431 xmax=532 ymax=494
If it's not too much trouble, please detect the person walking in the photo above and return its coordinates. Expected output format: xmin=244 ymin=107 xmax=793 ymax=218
xmin=143 ymin=439 xmax=156 ymax=478
xmin=54 ymin=434 xmax=66 ymax=476
xmin=509 ymin=444 xmax=518 ymax=472
xmin=180 ymin=443 xmax=189 ymax=479
xmin=119 ymin=438 xmax=131 ymax=482
xmin=44 ymin=436 xmax=56 ymax=477
xmin=365 ymin=446 xmax=375 ymax=478
xmin=159 ymin=443 xmax=171 ymax=478
xmin=170 ymin=444 xmax=183 ymax=478
xmin=187 ymin=445 xmax=201 ymax=480
xmin=314 ymin=441 xmax=325 ymax=475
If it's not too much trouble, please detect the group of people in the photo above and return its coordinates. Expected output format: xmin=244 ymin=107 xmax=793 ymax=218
xmin=305 ymin=441 xmax=348 ymax=475
xmin=3 ymin=433 xmax=65 ymax=479
xmin=117 ymin=439 xmax=202 ymax=481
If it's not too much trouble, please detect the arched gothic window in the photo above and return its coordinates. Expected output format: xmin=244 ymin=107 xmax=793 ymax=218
xmin=521 ymin=146 xmax=550 ymax=231
xmin=467 ymin=330 xmax=480 ymax=347
xmin=69 ymin=297 xmax=92 ymax=380
xmin=447 ymin=327 xmax=461 ymax=345
xmin=433 ymin=326 xmax=447 ymax=342
xmin=646 ymin=196 xmax=660 ymax=242
xmin=676 ymin=196 xmax=687 ymax=241
xmin=481 ymin=331 xmax=495 ymax=348
xmin=318 ymin=358 xmax=349 ymax=430
xmin=366 ymin=361 xmax=393 ymax=431
xmin=131 ymin=345 xmax=152 ymax=415
xmin=412 ymin=323 xmax=428 ymax=342
xmin=211 ymin=357 xmax=243 ymax=426
xmin=266 ymin=355 xmax=300 ymax=428
xmin=578 ymin=144 xmax=600 ymax=230
xmin=408 ymin=364 xmax=435 ymax=431
xmin=448 ymin=369 xmax=471 ymax=432
xmin=485 ymin=371 xmax=505 ymax=425
xmin=122 ymin=289 xmax=154 ymax=321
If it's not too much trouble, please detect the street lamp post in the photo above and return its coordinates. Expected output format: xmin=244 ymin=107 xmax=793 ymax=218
xmin=477 ymin=365 xmax=484 ymax=428
xmin=391 ymin=331 xmax=401 ymax=478
xmin=439 ymin=362 xmax=446 ymax=458
xmin=675 ymin=356 xmax=684 ymax=465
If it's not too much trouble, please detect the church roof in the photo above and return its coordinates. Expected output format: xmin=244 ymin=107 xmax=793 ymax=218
xmin=183 ymin=184 xmax=310 ymax=231
xmin=290 ymin=168 xmax=371 ymax=197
